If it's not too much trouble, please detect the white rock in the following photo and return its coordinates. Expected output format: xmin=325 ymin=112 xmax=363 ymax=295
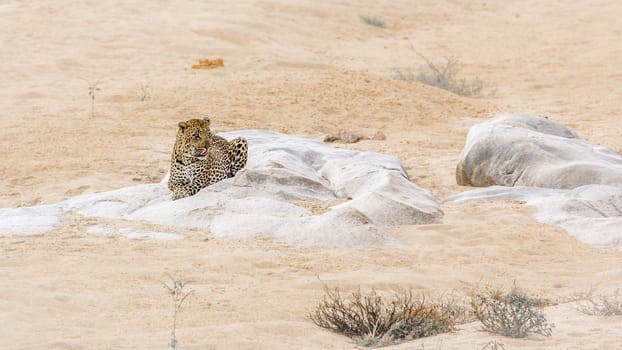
xmin=446 ymin=185 xmax=622 ymax=248
xmin=0 ymin=205 xmax=61 ymax=235
xmin=0 ymin=130 xmax=441 ymax=245
xmin=456 ymin=114 xmax=622 ymax=189
xmin=452 ymin=115 xmax=622 ymax=248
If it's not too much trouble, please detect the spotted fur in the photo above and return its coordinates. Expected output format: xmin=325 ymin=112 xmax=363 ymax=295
xmin=168 ymin=117 xmax=248 ymax=200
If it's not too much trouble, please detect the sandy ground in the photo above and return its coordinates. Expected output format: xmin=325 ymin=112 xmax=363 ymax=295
xmin=1 ymin=1 xmax=621 ymax=349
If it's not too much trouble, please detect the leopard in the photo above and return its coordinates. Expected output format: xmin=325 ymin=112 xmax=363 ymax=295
xmin=167 ymin=117 xmax=248 ymax=200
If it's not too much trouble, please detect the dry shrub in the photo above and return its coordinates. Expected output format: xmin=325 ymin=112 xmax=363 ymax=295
xmin=161 ymin=275 xmax=194 ymax=350
xmin=382 ymin=298 xmax=457 ymax=344
xmin=360 ymin=15 xmax=385 ymax=28
xmin=578 ymin=289 xmax=622 ymax=316
xmin=310 ymin=287 xmax=457 ymax=346
xmin=393 ymin=52 xmax=493 ymax=97
xmin=471 ymin=286 xmax=553 ymax=338
xmin=80 ymin=78 xmax=103 ymax=117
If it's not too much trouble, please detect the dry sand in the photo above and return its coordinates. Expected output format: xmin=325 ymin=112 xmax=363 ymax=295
xmin=1 ymin=1 xmax=621 ymax=349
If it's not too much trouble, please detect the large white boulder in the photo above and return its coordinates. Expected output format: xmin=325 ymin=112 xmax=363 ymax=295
xmin=0 ymin=130 xmax=441 ymax=245
xmin=456 ymin=114 xmax=622 ymax=189
xmin=452 ymin=115 xmax=622 ymax=248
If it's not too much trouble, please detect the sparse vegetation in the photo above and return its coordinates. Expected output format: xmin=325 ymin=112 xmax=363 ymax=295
xmin=418 ymin=341 xmax=444 ymax=350
xmin=578 ymin=289 xmax=622 ymax=316
xmin=480 ymin=340 xmax=506 ymax=350
xmin=81 ymin=78 xmax=103 ymax=117
xmin=162 ymin=275 xmax=194 ymax=350
xmin=360 ymin=15 xmax=385 ymax=28
xmin=394 ymin=52 xmax=493 ymax=97
xmin=137 ymin=83 xmax=151 ymax=102
xmin=471 ymin=286 xmax=553 ymax=338
xmin=310 ymin=286 xmax=458 ymax=346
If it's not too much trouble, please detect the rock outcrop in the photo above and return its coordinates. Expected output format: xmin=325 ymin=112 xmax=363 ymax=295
xmin=0 ymin=130 xmax=442 ymax=245
xmin=456 ymin=114 xmax=622 ymax=189
xmin=451 ymin=114 xmax=622 ymax=248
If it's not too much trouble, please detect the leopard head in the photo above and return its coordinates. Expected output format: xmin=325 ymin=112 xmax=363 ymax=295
xmin=172 ymin=117 xmax=212 ymax=165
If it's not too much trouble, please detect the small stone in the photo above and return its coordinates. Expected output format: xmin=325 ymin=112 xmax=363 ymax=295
xmin=371 ymin=131 xmax=386 ymax=141
xmin=323 ymin=131 xmax=364 ymax=143
xmin=340 ymin=131 xmax=362 ymax=143
xmin=323 ymin=134 xmax=339 ymax=142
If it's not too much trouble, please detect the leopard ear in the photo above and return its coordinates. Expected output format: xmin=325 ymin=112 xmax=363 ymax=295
xmin=178 ymin=121 xmax=187 ymax=131
xmin=203 ymin=117 xmax=211 ymax=126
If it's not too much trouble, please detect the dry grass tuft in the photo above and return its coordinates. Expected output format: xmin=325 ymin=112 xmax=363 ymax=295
xmin=471 ymin=286 xmax=553 ymax=338
xmin=310 ymin=286 xmax=458 ymax=346
xmin=394 ymin=52 xmax=493 ymax=97
xmin=578 ymin=289 xmax=622 ymax=316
